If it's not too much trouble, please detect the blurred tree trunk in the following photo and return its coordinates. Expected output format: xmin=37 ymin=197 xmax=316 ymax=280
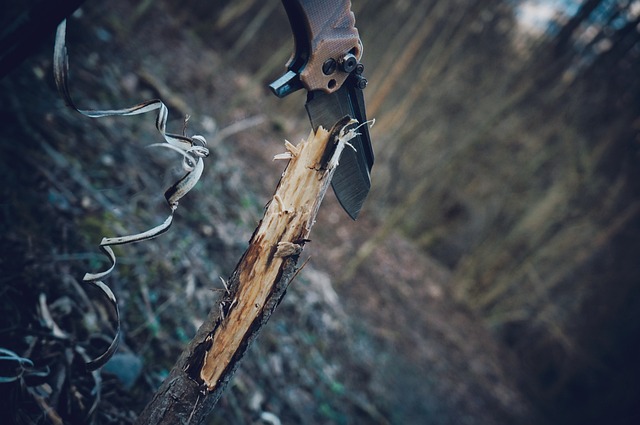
xmin=586 ymin=14 xmax=640 ymax=75
xmin=554 ymin=0 xmax=602 ymax=55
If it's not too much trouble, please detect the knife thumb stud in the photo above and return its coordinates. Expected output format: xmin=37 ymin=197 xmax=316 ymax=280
xmin=339 ymin=53 xmax=358 ymax=73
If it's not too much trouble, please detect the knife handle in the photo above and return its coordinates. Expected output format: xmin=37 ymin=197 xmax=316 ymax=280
xmin=271 ymin=0 xmax=362 ymax=97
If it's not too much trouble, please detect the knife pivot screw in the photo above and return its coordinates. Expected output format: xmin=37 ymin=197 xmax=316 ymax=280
xmin=322 ymin=58 xmax=337 ymax=75
xmin=340 ymin=53 xmax=358 ymax=73
xmin=355 ymin=63 xmax=365 ymax=75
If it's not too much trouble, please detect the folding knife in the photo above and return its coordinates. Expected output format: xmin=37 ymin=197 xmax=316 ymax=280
xmin=269 ymin=0 xmax=374 ymax=220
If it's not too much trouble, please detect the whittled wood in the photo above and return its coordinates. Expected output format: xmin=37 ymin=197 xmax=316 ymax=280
xmin=136 ymin=121 xmax=351 ymax=425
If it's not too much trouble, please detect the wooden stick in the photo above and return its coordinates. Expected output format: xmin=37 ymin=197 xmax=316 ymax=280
xmin=135 ymin=117 xmax=355 ymax=425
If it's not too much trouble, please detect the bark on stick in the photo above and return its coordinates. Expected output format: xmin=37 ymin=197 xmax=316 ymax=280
xmin=135 ymin=118 xmax=356 ymax=425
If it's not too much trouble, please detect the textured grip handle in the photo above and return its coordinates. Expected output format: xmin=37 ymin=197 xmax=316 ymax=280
xmin=281 ymin=0 xmax=362 ymax=94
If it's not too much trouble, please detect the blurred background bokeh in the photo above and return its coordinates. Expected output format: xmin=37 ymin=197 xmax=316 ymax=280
xmin=1 ymin=0 xmax=639 ymax=424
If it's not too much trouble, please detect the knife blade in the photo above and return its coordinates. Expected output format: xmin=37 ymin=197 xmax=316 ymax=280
xmin=305 ymin=82 xmax=373 ymax=219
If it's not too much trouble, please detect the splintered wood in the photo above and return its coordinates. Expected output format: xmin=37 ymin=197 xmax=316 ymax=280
xmin=135 ymin=118 xmax=358 ymax=425
xmin=196 ymin=119 xmax=355 ymax=391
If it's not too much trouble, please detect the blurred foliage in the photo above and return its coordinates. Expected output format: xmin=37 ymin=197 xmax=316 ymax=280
xmin=1 ymin=0 xmax=639 ymax=424
xmin=174 ymin=0 xmax=640 ymax=423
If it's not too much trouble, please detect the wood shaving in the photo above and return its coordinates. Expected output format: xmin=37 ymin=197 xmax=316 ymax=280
xmin=53 ymin=20 xmax=209 ymax=370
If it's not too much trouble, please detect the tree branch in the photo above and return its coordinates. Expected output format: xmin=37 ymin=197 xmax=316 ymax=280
xmin=135 ymin=117 xmax=355 ymax=425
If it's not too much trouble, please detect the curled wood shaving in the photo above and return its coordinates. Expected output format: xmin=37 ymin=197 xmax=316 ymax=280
xmin=53 ymin=20 xmax=209 ymax=371
xmin=36 ymin=294 xmax=102 ymax=420
xmin=0 ymin=348 xmax=49 ymax=383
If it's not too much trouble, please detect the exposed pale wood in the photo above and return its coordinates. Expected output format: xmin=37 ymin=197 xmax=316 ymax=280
xmin=135 ymin=119 xmax=352 ymax=425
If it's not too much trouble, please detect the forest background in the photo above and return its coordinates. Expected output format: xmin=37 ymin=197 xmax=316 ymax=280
xmin=1 ymin=0 xmax=639 ymax=424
